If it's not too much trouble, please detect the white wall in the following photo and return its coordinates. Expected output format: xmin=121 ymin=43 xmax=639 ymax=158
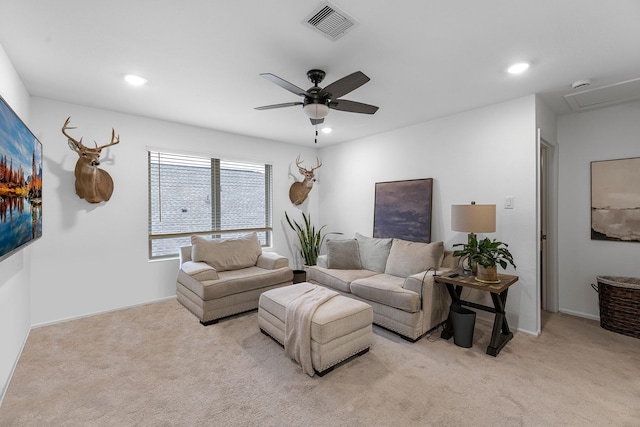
xmin=28 ymin=97 xmax=319 ymax=326
xmin=0 ymin=44 xmax=32 ymax=404
xmin=318 ymin=95 xmax=540 ymax=334
xmin=557 ymin=101 xmax=640 ymax=319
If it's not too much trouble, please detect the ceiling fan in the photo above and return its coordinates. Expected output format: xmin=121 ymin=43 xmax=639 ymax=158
xmin=254 ymin=69 xmax=379 ymax=125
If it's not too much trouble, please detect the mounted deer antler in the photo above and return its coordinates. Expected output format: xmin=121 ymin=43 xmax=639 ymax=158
xmin=62 ymin=117 xmax=120 ymax=203
xmin=289 ymin=155 xmax=322 ymax=205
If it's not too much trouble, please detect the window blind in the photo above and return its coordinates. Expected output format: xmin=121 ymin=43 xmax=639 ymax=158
xmin=148 ymin=151 xmax=272 ymax=258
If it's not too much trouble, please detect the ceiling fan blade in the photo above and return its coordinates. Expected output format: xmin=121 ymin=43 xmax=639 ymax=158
xmin=254 ymin=102 xmax=303 ymax=111
xmin=310 ymin=118 xmax=324 ymax=125
xmin=329 ymin=99 xmax=379 ymax=114
xmin=320 ymin=71 xmax=370 ymax=99
xmin=260 ymin=73 xmax=311 ymax=97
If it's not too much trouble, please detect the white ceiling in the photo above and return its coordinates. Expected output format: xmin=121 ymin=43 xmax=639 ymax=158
xmin=1 ymin=0 xmax=639 ymax=146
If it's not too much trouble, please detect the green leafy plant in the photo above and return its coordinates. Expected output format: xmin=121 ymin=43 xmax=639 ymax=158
xmin=452 ymin=234 xmax=479 ymax=272
xmin=285 ymin=211 xmax=340 ymax=266
xmin=453 ymin=235 xmax=516 ymax=270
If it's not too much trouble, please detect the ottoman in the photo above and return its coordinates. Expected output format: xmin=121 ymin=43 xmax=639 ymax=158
xmin=258 ymin=282 xmax=373 ymax=376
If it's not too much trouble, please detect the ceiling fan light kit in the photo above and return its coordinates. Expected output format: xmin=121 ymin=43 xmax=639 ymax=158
xmin=255 ymin=68 xmax=378 ymax=127
xmin=303 ymin=102 xmax=329 ymax=119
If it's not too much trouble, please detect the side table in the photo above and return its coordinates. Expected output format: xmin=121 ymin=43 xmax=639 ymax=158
xmin=435 ymin=270 xmax=519 ymax=356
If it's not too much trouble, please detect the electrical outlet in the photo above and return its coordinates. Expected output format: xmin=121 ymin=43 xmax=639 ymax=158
xmin=504 ymin=196 xmax=514 ymax=209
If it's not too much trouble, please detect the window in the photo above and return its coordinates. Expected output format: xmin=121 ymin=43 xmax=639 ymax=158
xmin=148 ymin=151 xmax=273 ymax=258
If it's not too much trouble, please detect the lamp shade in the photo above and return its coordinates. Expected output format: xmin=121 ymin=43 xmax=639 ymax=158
xmin=451 ymin=204 xmax=496 ymax=233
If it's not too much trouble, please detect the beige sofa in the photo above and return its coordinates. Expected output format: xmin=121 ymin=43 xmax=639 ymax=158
xmin=176 ymin=233 xmax=294 ymax=325
xmin=307 ymin=233 xmax=453 ymax=341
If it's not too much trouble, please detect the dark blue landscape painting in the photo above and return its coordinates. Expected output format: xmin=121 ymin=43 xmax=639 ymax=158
xmin=373 ymin=178 xmax=433 ymax=243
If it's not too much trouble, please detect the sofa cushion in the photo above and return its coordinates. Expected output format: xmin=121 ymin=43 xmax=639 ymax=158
xmin=307 ymin=265 xmax=378 ymax=293
xmin=385 ymin=239 xmax=444 ymax=278
xmin=355 ymin=232 xmax=392 ymax=273
xmin=178 ymin=265 xmax=293 ymax=301
xmin=326 ymin=239 xmax=362 ymax=270
xmin=350 ymin=274 xmax=421 ymax=313
xmin=191 ymin=233 xmax=262 ymax=272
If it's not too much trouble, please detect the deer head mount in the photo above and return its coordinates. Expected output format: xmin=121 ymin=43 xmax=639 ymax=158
xmin=289 ymin=155 xmax=322 ymax=206
xmin=61 ymin=117 xmax=120 ymax=204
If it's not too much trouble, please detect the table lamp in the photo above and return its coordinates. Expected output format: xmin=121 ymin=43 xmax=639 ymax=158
xmin=451 ymin=201 xmax=496 ymax=273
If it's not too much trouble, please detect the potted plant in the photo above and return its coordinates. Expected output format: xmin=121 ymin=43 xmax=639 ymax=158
xmin=452 ymin=234 xmax=480 ymax=274
xmin=453 ymin=235 xmax=516 ymax=283
xmin=285 ymin=211 xmax=340 ymax=269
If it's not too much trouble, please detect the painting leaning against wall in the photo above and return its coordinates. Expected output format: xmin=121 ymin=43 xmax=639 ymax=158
xmin=591 ymin=156 xmax=640 ymax=242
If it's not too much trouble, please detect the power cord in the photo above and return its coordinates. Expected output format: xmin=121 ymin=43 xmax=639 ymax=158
xmin=419 ymin=267 xmax=437 ymax=310
xmin=424 ymin=324 xmax=443 ymax=342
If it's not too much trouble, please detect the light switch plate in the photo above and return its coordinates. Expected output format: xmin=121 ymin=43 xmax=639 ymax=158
xmin=504 ymin=196 xmax=514 ymax=209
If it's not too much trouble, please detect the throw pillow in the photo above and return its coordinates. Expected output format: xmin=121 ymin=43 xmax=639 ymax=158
xmin=326 ymin=239 xmax=362 ymax=270
xmin=384 ymin=239 xmax=444 ymax=278
xmin=191 ymin=232 xmax=262 ymax=272
xmin=355 ymin=232 xmax=393 ymax=273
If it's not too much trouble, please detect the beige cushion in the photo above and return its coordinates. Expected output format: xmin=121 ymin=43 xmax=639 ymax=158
xmin=258 ymin=283 xmax=373 ymax=344
xmin=355 ymin=232 xmax=392 ymax=273
xmin=178 ymin=266 xmax=293 ymax=301
xmin=326 ymin=239 xmax=362 ymax=270
xmin=350 ymin=274 xmax=421 ymax=313
xmin=384 ymin=239 xmax=444 ymax=278
xmin=191 ymin=233 xmax=262 ymax=272
xmin=308 ymin=265 xmax=378 ymax=293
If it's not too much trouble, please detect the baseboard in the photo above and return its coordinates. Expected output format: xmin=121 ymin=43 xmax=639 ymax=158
xmin=474 ymin=310 xmax=542 ymax=337
xmin=0 ymin=327 xmax=31 ymax=407
xmin=559 ymin=308 xmax=600 ymax=322
xmin=31 ymin=295 xmax=178 ymax=329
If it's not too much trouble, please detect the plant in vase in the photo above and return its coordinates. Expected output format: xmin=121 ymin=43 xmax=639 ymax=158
xmin=453 ymin=235 xmax=516 ymax=283
xmin=452 ymin=234 xmax=480 ymax=274
xmin=285 ymin=211 xmax=341 ymax=268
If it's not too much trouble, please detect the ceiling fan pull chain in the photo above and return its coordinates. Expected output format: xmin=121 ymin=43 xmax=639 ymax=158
xmin=314 ymin=125 xmax=318 ymax=144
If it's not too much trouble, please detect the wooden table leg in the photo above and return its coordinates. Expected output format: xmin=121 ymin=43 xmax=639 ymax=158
xmin=486 ymin=290 xmax=513 ymax=356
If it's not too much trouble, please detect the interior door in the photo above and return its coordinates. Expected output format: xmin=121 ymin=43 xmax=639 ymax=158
xmin=540 ymin=143 xmax=548 ymax=310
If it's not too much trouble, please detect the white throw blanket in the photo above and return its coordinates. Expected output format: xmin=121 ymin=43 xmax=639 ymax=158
xmin=284 ymin=285 xmax=338 ymax=376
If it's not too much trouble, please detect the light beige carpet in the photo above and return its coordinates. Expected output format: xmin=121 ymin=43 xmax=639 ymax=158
xmin=1 ymin=299 xmax=639 ymax=426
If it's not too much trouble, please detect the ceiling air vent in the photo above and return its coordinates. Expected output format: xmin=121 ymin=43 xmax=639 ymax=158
xmin=564 ymin=77 xmax=640 ymax=112
xmin=304 ymin=2 xmax=358 ymax=41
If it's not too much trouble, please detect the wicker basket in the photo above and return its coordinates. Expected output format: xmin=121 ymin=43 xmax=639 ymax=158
xmin=593 ymin=276 xmax=640 ymax=339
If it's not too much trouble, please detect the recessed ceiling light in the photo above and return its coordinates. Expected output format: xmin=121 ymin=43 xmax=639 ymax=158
xmin=507 ymin=62 xmax=530 ymax=74
xmin=321 ymin=127 xmax=332 ymax=134
xmin=123 ymin=74 xmax=148 ymax=86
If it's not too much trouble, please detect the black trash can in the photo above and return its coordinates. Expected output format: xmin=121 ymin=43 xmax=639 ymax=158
xmin=292 ymin=269 xmax=307 ymax=284
xmin=450 ymin=304 xmax=476 ymax=348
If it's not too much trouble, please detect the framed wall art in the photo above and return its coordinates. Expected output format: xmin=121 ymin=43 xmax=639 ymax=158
xmin=591 ymin=156 xmax=640 ymax=242
xmin=0 ymin=94 xmax=43 ymax=262
xmin=373 ymin=178 xmax=433 ymax=243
